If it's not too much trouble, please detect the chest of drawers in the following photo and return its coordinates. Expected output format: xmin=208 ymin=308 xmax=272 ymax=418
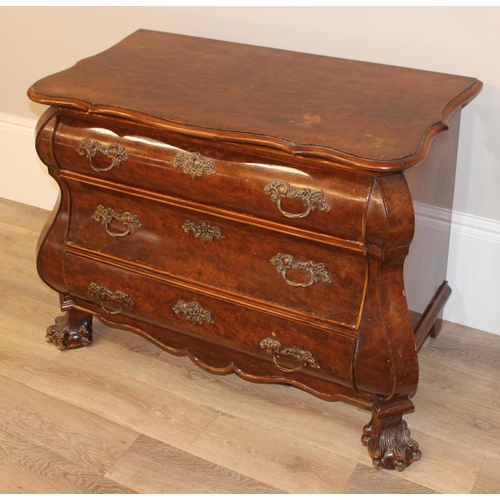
xmin=28 ymin=30 xmax=482 ymax=471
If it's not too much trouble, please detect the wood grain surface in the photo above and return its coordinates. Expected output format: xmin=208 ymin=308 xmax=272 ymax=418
xmin=28 ymin=30 xmax=482 ymax=169
xmin=1 ymin=196 xmax=499 ymax=493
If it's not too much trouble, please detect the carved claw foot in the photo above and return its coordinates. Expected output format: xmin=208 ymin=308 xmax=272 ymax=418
xmin=46 ymin=310 xmax=93 ymax=350
xmin=362 ymin=411 xmax=422 ymax=471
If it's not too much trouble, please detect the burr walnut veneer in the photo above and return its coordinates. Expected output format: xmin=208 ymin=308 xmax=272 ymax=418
xmin=28 ymin=30 xmax=482 ymax=471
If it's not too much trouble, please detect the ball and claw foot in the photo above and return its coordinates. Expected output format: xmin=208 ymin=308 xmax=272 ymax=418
xmin=46 ymin=311 xmax=93 ymax=350
xmin=362 ymin=412 xmax=422 ymax=471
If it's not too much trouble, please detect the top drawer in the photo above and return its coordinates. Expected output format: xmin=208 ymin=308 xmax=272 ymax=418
xmin=52 ymin=113 xmax=372 ymax=243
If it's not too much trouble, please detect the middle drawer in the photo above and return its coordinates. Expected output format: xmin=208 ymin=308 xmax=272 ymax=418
xmin=65 ymin=178 xmax=368 ymax=329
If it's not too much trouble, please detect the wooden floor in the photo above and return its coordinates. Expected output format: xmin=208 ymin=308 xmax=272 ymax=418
xmin=1 ymin=196 xmax=500 ymax=494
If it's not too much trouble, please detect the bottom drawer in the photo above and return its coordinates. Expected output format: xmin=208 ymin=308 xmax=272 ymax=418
xmin=64 ymin=251 xmax=357 ymax=389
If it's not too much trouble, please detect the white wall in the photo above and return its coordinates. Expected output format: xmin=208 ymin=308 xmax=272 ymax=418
xmin=1 ymin=6 xmax=499 ymax=335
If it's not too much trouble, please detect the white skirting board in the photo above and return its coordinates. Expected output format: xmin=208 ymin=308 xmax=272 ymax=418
xmin=1 ymin=112 xmax=499 ymax=336
xmin=445 ymin=212 xmax=500 ymax=336
xmin=0 ymin=112 xmax=59 ymax=210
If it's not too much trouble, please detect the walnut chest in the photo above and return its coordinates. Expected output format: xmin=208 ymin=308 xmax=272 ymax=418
xmin=28 ymin=30 xmax=482 ymax=471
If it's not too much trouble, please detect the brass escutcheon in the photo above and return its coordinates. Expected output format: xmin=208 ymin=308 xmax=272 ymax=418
xmin=264 ymin=180 xmax=330 ymax=219
xmin=172 ymin=152 xmax=216 ymax=178
xmin=92 ymin=205 xmax=144 ymax=237
xmin=88 ymin=282 xmax=135 ymax=315
xmin=182 ymin=219 xmax=225 ymax=243
xmin=260 ymin=337 xmax=320 ymax=373
xmin=77 ymin=138 xmax=128 ymax=172
xmin=173 ymin=300 xmax=214 ymax=325
xmin=270 ymin=253 xmax=332 ymax=288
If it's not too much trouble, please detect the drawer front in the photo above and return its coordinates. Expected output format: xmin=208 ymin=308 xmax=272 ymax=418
xmin=64 ymin=252 xmax=357 ymax=388
xmin=65 ymin=179 xmax=367 ymax=329
xmin=53 ymin=113 xmax=372 ymax=243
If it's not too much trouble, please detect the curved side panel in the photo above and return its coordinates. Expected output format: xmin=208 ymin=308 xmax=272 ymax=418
xmin=35 ymin=107 xmax=69 ymax=295
xmin=354 ymin=174 xmax=418 ymax=400
xmin=377 ymin=175 xmax=419 ymax=401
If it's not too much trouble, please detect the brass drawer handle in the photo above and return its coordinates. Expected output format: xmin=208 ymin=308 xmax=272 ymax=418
xmin=88 ymin=282 xmax=135 ymax=315
xmin=173 ymin=300 xmax=214 ymax=325
xmin=264 ymin=180 xmax=330 ymax=219
xmin=77 ymin=138 xmax=128 ymax=172
xmin=260 ymin=338 xmax=320 ymax=373
xmin=92 ymin=205 xmax=144 ymax=237
xmin=182 ymin=219 xmax=225 ymax=243
xmin=172 ymin=152 xmax=216 ymax=178
xmin=271 ymin=253 xmax=332 ymax=288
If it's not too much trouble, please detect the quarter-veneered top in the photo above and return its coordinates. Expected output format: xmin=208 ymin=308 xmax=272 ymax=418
xmin=28 ymin=29 xmax=482 ymax=171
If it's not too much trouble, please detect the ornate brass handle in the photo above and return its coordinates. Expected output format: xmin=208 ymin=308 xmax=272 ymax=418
xmin=260 ymin=338 xmax=320 ymax=373
xmin=92 ymin=205 xmax=144 ymax=237
xmin=172 ymin=152 xmax=216 ymax=178
xmin=88 ymin=282 xmax=135 ymax=315
xmin=270 ymin=253 xmax=332 ymax=288
xmin=77 ymin=138 xmax=128 ymax=172
xmin=264 ymin=181 xmax=330 ymax=219
xmin=173 ymin=300 xmax=214 ymax=325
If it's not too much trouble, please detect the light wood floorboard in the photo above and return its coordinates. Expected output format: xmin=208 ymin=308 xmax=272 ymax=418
xmin=1 ymin=197 xmax=500 ymax=494
xmin=341 ymin=463 xmax=439 ymax=494
xmin=471 ymin=455 xmax=500 ymax=494
xmin=105 ymin=435 xmax=285 ymax=494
